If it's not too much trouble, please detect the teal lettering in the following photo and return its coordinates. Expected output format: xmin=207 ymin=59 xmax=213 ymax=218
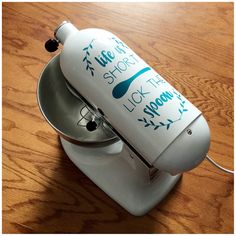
xmin=117 ymin=61 xmax=127 ymax=71
xmin=95 ymin=56 xmax=107 ymax=67
xmin=160 ymin=93 xmax=168 ymax=102
xmin=109 ymin=66 xmax=121 ymax=78
xmin=107 ymin=51 xmax=115 ymax=59
xmin=122 ymin=87 xmax=150 ymax=113
xmin=164 ymin=91 xmax=174 ymax=99
xmin=123 ymin=103 xmax=134 ymax=112
xmin=143 ymin=91 xmax=173 ymax=118
xmin=129 ymin=54 xmax=139 ymax=63
xmin=103 ymin=73 xmax=114 ymax=84
xmin=115 ymin=45 xmax=126 ymax=54
xmin=143 ymin=107 xmax=159 ymax=118
xmin=95 ymin=50 xmax=115 ymax=67
xmin=155 ymin=98 xmax=163 ymax=106
xmin=131 ymin=92 xmax=142 ymax=104
xmin=137 ymin=86 xmax=150 ymax=98
xmin=145 ymin=102 xmax=160 ymax=116
xmin=102 ymin=50 xmax=114 ymax=62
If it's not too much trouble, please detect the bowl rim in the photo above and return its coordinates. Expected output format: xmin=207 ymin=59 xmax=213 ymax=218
xmin=36 ymin=54 xmax=119 ymax=147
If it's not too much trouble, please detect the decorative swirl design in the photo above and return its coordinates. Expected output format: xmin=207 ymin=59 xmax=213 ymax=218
xmin=82 ymin=39 xmax=96 ymax=76
xmin=138 ymin=90 xmax=188 ymax=130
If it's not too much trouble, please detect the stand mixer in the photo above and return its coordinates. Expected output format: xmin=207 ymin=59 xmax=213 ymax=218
xmin=37 ymin=21 xmax=211 ymax=216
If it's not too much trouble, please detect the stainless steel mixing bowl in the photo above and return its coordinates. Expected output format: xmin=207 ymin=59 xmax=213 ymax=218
xmin=37 ymin=54 xmax=118 ymax=146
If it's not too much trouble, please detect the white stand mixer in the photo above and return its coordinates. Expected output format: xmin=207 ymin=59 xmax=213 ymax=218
xmin=37 ymin=21 xmax=211 ymax=216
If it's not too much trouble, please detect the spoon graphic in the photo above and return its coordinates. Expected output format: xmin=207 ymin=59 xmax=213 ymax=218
xmin=112 ymin=67 xmax=151 ymax=99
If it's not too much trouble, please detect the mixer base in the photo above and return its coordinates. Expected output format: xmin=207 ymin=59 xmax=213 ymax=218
xmin=60 ymin=136 xmax=182 ymax=216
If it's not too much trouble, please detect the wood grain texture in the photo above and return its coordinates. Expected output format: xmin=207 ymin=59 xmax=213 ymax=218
xmin=2 ymin=2 xmax=233 ymax=233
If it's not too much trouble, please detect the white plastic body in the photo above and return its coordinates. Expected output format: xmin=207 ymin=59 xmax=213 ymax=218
xmin=60 ymin=136 xmax=181 ymax=216
xmin=56 ymin=22 xmax=210 ymax=175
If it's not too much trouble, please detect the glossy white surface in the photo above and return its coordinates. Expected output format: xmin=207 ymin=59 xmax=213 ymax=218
xmin=60 ymin=136 xmax=182 ymax=216
xmin=56 ymin=22 xmax=208 ymax=168
xmin=154 ymin=115 xmax=211 ymax=175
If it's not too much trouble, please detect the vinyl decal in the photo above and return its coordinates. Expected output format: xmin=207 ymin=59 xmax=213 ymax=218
xmin=112 ymin=67 xmax=151 ymax=99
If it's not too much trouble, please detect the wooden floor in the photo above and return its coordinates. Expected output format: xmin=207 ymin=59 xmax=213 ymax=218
xmin=2 ymin=2 xmax=234 ymax=233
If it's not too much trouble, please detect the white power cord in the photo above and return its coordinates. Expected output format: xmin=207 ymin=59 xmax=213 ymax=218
xmin=206 ymin=154 xmax=234 ymax=174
